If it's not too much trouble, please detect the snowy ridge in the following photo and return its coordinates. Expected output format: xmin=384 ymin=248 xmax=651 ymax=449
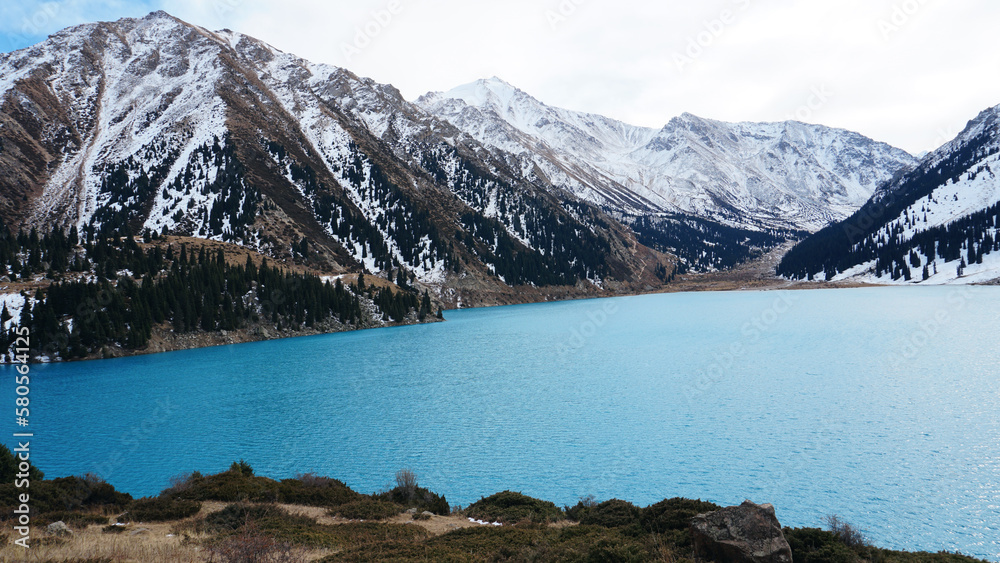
xmin=781 ymin=104 xmax=1000 ymax=285
xmin=0 ymin=12 xmax=233 ymax=236
xmin=418 ymin=78 xmax=918 ymax=232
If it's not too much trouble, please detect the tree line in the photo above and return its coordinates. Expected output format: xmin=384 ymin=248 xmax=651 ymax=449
xmin=0 ymin=222 xmax=428 ymax=361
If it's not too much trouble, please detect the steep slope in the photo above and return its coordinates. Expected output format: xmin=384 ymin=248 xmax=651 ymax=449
xmin=778 ymin=104 xmax=1000 ymax=284
xmin=418 ymin=78 xmax=918 ymax=233
xmin=0 ymin=12 xmax=670 ymax=308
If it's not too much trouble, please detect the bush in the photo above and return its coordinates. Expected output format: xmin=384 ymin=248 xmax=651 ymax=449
xmin=0 ymin=444 xmax=44 ymax=482
xmin=373 ymin=470 xmax=450 ymax=515
xmin=375 ymin=485 xmax=450 ymax=516
xmin=330 ymin=499 xmax=405 ymax=521
xmin=161 ymin=470 xmax=278 ymax=503
xmin=206 ymin=503 xmax=291 ymax=533
xmin=164 ymin=471 xmax=202 ymax=494
xmin=577 ymin=499 xmax=641 ymax=528
xmin=825 ymin=515 xmax=869 ymax=548
xmin=395 ymin=469 xmax=418 ymax=500
xmin=465 ymin=491 xmax=564 ymax=524
xmin=565 ymin=494 xmax=597 ymax=521
xmin=0 ymin=474 xmax=131 ymax=519
xmin=162 ymin=466 xmax=361 ymax=507
xmin=403 ymin=525 xmax=654 ymax=563
xmin=203 ymin=503 xmax=428 ymax=550
xmin=208 ymin=521 xmax=305 ymax=563
xmin=640 ymin=497 xmax=720 ymax=534
xmin=806 ymin=542 xmax=861 ymax=563
xmin=231 ymin=459 xmax=255 ymax=477
xmin=276 ymin=475 xmax=361 ymax=508
xmin=786 ymin=527 xmax=859 ymax=563
xmin=120 ymin=497 xmax=202 ymax=523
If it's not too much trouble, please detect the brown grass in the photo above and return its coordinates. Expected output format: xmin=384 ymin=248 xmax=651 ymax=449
xmin=0 ymin=520 xmax=209 ymax=563
xmin=0 ymin=502 xmax=350 ymax=563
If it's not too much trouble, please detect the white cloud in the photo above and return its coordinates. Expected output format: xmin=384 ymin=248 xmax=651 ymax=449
xmin=3 ymin=0 xmax=999 ymax=154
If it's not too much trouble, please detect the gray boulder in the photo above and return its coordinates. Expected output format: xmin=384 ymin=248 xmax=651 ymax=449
xmin=690 ymin=500 xmax=793 ymax=563
xmin=46 ymin=521 xmax=73 ymax=537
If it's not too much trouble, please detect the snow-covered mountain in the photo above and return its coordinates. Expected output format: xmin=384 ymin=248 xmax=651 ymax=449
xmin=418 ymin=78 xmax=919 ymax=232
xmin=0 ymin=12 xmax=670 ymax=304
xmin=778 ymin=104 xmax=1000 ymax=284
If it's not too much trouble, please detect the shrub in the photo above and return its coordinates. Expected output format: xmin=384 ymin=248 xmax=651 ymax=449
xmin=120 ymin=497 xmax=202 ymax=523
xmin=165 ymin=471 xmax=202 ymax=494
xmin=577 ymin=499 xmax=641 ymax=528
xmin=464 ymin=491 xmax=564 ymax=524
xmin=231 ymin=459 xmax=255 ymax=477
xmin=825 ymin=515 xmax=869 ymax=548
xmin=330 ymin=499 xmax=405 ymax=520
xmin=395 ymin=469 xmax=418 ymax=501
xmin=806 ymin=542 xmax=861 ymax=563
xmin=0 ymin=444 xmax=44 ymax=482
xmin=375 ymin=485 xmax=450 ymax=516
xmin=0 ymin=475 xmax=132 ymax=519
xmin=203 ymin=503 xmax=428 ymax=550
xmin=162 ymin=467 xmax=361 ymax=507
xmin=785 ymin=527 xmax=859 ymax=563
xmin=162 ymin=470 xmax=280 ymax=503
xmin=417 ymin=525 xmax=653 ymax=562
xmin=276 ymin=475 xmax=361 ymax=508
xmin=208 ymin=521 xmax=305 ymax=563
xmin=566 ymin=494 xmax=598 ymax=521
xmin=206 ymin=503 xmax=289 ymax=533
xmin=372 ymin=470 xmax=449 ymax=515
xmin=640 ymin=497 xmax=721 ymax=534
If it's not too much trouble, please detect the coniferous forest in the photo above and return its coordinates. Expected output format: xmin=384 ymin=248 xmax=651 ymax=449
xmin=0 ymin=221 xmax=431 ymax=362
xmin=624 ymin=213 xmax=803 ymax=273
xmin=777 ymin=128 xmax=1000 ymax=281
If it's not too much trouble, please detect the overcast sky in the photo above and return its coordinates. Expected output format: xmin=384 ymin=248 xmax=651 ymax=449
xmin=2 ymin=0 xmax=998 ymax=154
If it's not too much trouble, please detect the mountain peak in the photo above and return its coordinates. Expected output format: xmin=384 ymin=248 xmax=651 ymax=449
xmin=482 ymin=76 xmax=514 ymax=87
xmin=144 ymin=10 xmax=175 ymax=20
xmin=439 ymin=76 xmax=528 ymax=110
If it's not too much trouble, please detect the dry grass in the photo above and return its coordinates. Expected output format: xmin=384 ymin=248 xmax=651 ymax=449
xmin=0 ymin=500 xmax=512 ymax=562
xmin=0 ymin=520 xmax=209 ymax=563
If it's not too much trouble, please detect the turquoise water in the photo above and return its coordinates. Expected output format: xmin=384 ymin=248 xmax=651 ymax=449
xmin=3 ymin=287 xmax=999 ymax=559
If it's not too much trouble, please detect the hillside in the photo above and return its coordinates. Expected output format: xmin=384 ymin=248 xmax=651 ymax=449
xmin=778 ymin=104 xmax=1000 ymax=284
xmin=0 ymin=222 xmax=442 ymax=363
xmin=0 ymin=11 xmax=670 ymax=313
